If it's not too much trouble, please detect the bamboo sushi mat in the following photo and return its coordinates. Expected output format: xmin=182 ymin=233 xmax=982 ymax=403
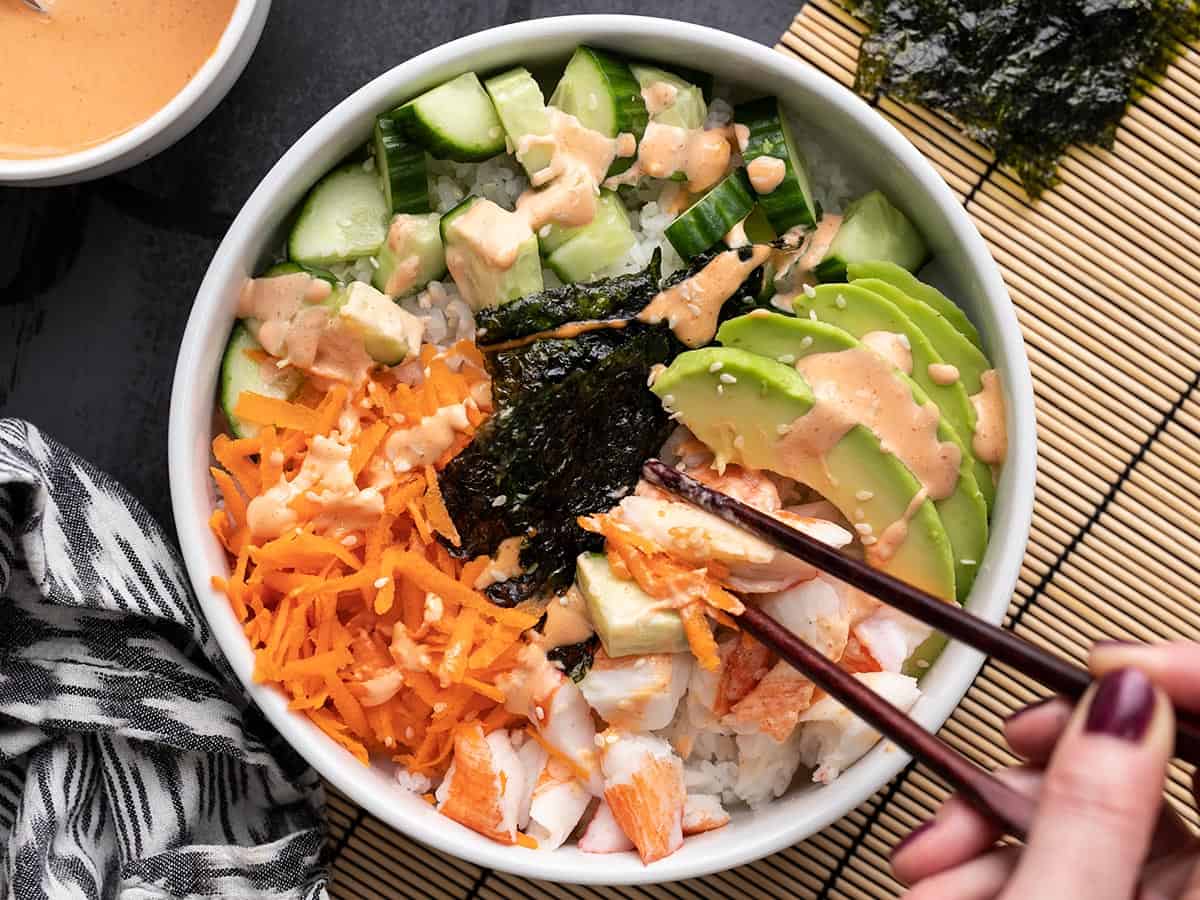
xmin=321 ymin=6 xmax=1200 ymax=897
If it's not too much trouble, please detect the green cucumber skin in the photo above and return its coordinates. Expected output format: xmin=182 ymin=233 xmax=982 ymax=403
xmin=392 ymin=73 xmax=506 ymax=163
xmin=374 ymin=115 xmax=430 ymax=215
xmin=220 ymin=323 xmax=304 ymax=439
xmin=665 ymin=169 xmax=756 ymax=259
xmin=552 ymin=47 xmax=648 ymax=176
xmin=736 ymin=97 xmax=819 ymax=232
xmin=287 ymin=165 xmax=390 ymax=266
xmin=438 ymin=195 xmax=479 ymax=243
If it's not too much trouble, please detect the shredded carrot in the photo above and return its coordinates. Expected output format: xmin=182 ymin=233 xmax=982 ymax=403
xmin=515 ymin=833 xmax=539 ymax=850
xmin=212 ymin=435 xmax=262 ymax=498
xmin=350 ymin=421 xmax=389 ymax=476
xmin=524 ymin=726 xmax=593 ymax=784
xmin=423 ymin=466 xmax=461 ymax=547
xmin=206 ymin=355 xmax=553 ymax=787
xmin=234 ymin=392 xmax=319 ymax=433
xmin=680 ymin=602 xmax=721 ymax=672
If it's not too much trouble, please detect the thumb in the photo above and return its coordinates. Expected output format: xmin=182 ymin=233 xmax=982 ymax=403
xmin=1000 ymin=668 xmax=1174 ymax=900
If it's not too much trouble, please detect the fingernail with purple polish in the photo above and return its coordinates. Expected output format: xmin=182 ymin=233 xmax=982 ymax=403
xmin=1085 ymin=668 xmax=1155 ymax=742
xmin=891 ymin=821 xmax=935 ymax=858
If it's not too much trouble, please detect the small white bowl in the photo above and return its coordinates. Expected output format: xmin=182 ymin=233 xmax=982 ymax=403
xmin=0 ymin=0 xmax=270 ymax=187
xmin=169 ymin=15 xmax=1035 ymax=886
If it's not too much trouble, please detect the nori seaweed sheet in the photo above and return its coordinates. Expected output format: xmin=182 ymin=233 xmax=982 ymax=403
xmin=486 ymin=327 xmax=634 ymax=407
xmin=852 ymin=0 xmax=1200 ymax=197
xmin=476 ymin=249 xmax=662 ymax=345
xmin=440 ymin=327 xmax=682 ymax=604
xmin=546 ymin=635 xmax=600 ymax=683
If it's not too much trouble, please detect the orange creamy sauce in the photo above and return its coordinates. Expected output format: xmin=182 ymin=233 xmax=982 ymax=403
xmin=0 ymin=0 xmax=237 ymax=159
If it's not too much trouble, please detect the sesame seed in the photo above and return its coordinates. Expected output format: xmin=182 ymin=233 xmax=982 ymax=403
xmin=809 ymin=309 xmax=818 ymax=321
xmin=776 ymin=423 xmax=792 ymax=435
xmin=559 ymin=595 xmax=569 ymax=606
xmin=917 ymin=659 xmax=931 ymax=669
xmin=898 ymin=333 xmax=911 ymax=349
xmin=855 ymin=522 xmax=873 ymax=535
xmin=368 ymin=256 xmax=380 ymax=269
xmin=776 ymin=354 xmax=795 ymax=364
xmin=719 ymin=373 xmax=737 ymax=384
xmin=802 ymin=283 xmax=816 ymax=298
xmin=433 ymin=702 xmax=448 ymax=714
xmin=709 ymin=361 xmax=724 ymax=373
xmin=535 ymin=706 xmax=545 ymax=720
xmin=961 ymin=558 xmax=977 ymax=566
xmin=855 ymin=490 xmax=874 ymax=501
xmin=492 ymin=495 xmax=508 ymax=507
xmin=800 ymin=336 xmax=813 ymax=349
xmin=539 ymin=224 xmax=551 ymax=238
xmin=733 ymin=435 xmax=745 ymax=450
xmin=275 ymin=358 xmax=290 ymax=369
xmin=717 ymin=384 xmax=724 ymax=396
xmin=340 ymin=535 xmax=359 ymax=547
xmin=861 ymin=535 xmax=878 ymax=546
xmin=663 ymin=394 xmax=675 ymax=405
xmin=373 ymin=576 xmax=390 ymax=589
xmin=835 ymin=294 xmax=847 ymax=309
xmin=605 ymin=733 xmax=619 ymax=745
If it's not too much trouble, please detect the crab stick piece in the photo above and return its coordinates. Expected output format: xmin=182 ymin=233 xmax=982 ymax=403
xmin=578 ymin=799 xmax=634 ymax=854
xmin=435 ymin=724 xmax=526 ymax=844
xmin=600 ymin=732 xmax=685 ymax=864
xmin=578 ymin=651 xmax=692 ymax=732
xmin=525 ymin=758 xmax=591 ymax=851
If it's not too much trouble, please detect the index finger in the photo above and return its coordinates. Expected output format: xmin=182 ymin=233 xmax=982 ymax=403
xmin=1090 ymin=641 xmax=1200 ymax=710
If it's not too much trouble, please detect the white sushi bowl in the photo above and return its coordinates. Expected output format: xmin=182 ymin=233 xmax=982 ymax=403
xmin=0 ymin=0 xmax=270 ymax=187
xmin=169 ymin=15 xmax=1036 ymax=886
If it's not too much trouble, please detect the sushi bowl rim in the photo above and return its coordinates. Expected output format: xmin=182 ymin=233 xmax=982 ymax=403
xmin=169 ymin=14 xmax=1036 ymax=886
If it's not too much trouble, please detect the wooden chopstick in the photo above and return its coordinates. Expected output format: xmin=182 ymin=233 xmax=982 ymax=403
xmin=641 ymin=459 xmax=1200 ymax=766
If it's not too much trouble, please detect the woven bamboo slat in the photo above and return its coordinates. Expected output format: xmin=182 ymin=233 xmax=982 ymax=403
xmin=323 ymin=3 xmax=1200 ymax=895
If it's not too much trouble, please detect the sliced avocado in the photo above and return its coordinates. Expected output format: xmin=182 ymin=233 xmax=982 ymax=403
xmin=338 ymin=281 xmax=423 ymax=365
xmin=850 ymin=276 xmax=991 ymax=396
xmin=815 ymin=191 xmax=928 ymax=283
xmin=792 ymin=283 xmax=994 ymax=511
xmin=717 ymin=313 xmax=987 ymax=600
xmin=629 ymin=64 xmax=708 ymax=129
xmin=441 ymin=197 xmax=543 ymax=311
xmin=848 ymin=260 xmax=984 ymax=352
xmin=372 ymin=213 xmax=446 ymax=298
xmin=576 ymin=552 xmax=689 ymax=657
xmin=652 ymin=347 xmax=956 ymax=601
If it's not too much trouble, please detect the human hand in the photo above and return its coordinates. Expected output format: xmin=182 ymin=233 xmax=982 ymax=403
xmin=891 ymin=642 xmax=1200 ymax=899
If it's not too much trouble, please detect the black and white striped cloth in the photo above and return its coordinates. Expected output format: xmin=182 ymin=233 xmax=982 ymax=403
xmin=0 ymin=419 xmax=329 ymax=899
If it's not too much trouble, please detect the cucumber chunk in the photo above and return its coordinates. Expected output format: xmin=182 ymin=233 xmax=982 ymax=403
xmin=484 ymin=67 xmax=555 ymax=179
xmin=392 ymin=72 xmax=506 ymax=162
xmin=735 ymin=97 xmax=819 ymax=232
xmin=372 ymin=213 xmax=446 ymax=298
xmin=549 ymin=46 xmax=648 ymax=175
xmin=815 ymin=190 xmax=929 ymax=283
xmin=665 ymin=169 xmax=755 ymax=259
xmin=540 ymin=191 xmax=635 ymax=283
xmin=288 ymin=165 xmax=390 ymax=266
xmin=629 ymin=64 xmax=707 ymax=129
xmin=220 ymin=323 xmax=304 ymax=439
xmin=373 ymin=114 xmax=430 ymax=215
xmin=576 ymin=552 xmax=688 ymax=658
xmin=441 ymin=196 xmax=543 ymax=310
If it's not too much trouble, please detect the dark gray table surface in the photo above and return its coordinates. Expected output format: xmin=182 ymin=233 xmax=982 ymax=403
xmin=0 ymin=2 xmax=798 ymax=536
